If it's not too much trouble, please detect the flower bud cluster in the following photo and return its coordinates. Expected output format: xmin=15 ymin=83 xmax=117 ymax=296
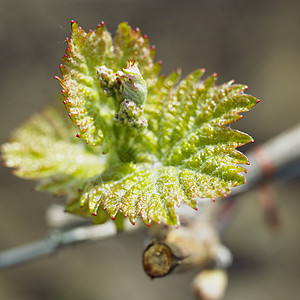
xmin=97 ymin=65 xmax=116 ymax=96
xmin=114 ymin=99 xmax=148 ymax=130
xmin=97 ymin=60 xmax=148 ymax=130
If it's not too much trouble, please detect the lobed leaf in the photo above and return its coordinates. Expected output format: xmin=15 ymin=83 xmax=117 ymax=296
xmin=78 ymin=160 xmax=245 ymax=226
xmin=57 ymin=21 xmax=115 ymax=147
xmin=79 ymin=70 xmax=258 ymax=226
xmin=2 ymin=21 xmax=259 ymax=227
xmin=1 ymin=106 xmax=105 ymax=196
xmin=114 ymin=22 xmax=161 ymax=80
xmin=57 ymin=21 xmax=161 ymax=148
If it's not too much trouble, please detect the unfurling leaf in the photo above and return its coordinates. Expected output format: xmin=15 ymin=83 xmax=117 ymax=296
xmin=116 ymin=60 xmax=148 ymax=106
xmin=56 ymin=21 xmax=159 ymax=148
xmin=2 ymin=21 xmax=259 ymax=227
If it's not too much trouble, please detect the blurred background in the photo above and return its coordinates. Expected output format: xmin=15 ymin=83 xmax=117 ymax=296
xmin=0 ymin=0 xmax=299 ymax=299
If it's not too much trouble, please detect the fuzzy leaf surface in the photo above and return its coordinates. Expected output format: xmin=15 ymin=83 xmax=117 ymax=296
xmin=79 ymin=68 xmax=258 ymax=226
xmin=2 ymin=21 xmax=259 ymax=227
xmin=57 ymin=21 xmax=115 ymax=147
xmin=57 ymin=21 xmax=160 ymax=148
xmin=1 ymin=106 xmax=105 ymax=196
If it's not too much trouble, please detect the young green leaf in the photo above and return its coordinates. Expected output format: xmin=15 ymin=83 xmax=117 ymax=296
xmin=56 ymin=21 xmax=161 ymax=149
xmin=78 ymin=72 xmax=257 ymax=226
xmin=114 ymin=22 xmax=161 ymax=79
xmin=1 ymin=21 xmax=259 ymax=227
xmin=56 ymin=21 xmax=115 ymax=148
xmin=1 ymin=106 xmax=105 ymax=196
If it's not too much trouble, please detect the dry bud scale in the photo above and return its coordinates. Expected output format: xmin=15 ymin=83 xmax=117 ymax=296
xmin=1 ymin=21 xmax=259 ymax=227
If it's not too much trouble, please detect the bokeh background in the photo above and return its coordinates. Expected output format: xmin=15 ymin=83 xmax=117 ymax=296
xmin=0 ymin=0 xmax=299 ymax=299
